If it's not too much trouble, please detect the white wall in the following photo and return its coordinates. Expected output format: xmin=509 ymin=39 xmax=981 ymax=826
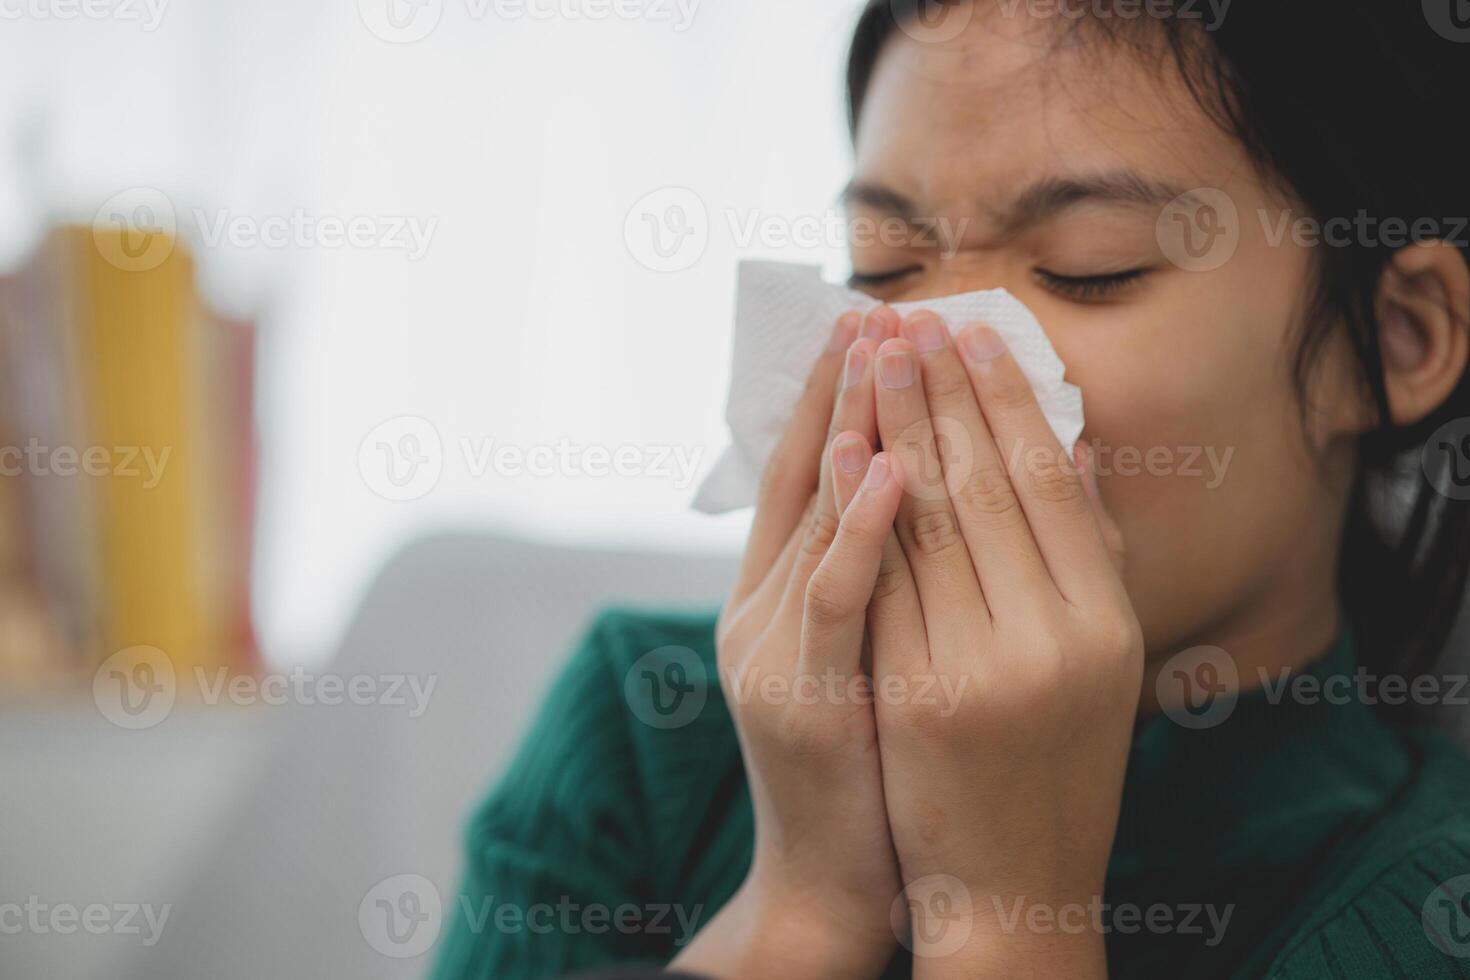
xmin=0 ymin=0 xmax=869 ymax=666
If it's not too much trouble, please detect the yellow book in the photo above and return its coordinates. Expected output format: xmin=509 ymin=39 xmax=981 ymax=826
xmin=68 ymin=226 xmax=224 ymax=677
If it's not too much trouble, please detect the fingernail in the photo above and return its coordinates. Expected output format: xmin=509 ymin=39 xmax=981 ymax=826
xmin=863 ymin=454 xmax=892 ymax=491
xmin=960 ymin=324 xmax=1006 ymax=362
xmin=878 ymin=350 xmax=914 ymax=389
xmin=843 ymin=345 xmax=869 ymax=389
xmin=861 ymin=306 xmax=898 ymax=340
xmin=836 ymin=436 xmax=868 ymax=475
xmin=829 ymin=312 xmax=860 ymax=352
xmin=903 ymin=312 xmax=948 ymax=353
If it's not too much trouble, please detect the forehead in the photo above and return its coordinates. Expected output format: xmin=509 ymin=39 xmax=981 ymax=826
xmin=854 ymin=9 xmax=1250 ymax=208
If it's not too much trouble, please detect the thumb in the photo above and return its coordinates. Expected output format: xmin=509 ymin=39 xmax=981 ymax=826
xmin=1074 ymin=440 xmax=1126 ymax=577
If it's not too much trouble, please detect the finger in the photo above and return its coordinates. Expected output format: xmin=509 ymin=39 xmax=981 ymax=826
xmin=830 ymin=430 xmax=874 ymax=515
xmin=1075 ymin=440 xmax=1127 ymax=579
xmin=734 ymin=312 xmax=860 ymax=600
xmin=899 ymin=310 xmax=1051 ymax=614
xmin=797 ymin=452 xmax=903 ymax=676
xmin=830 ymin=432 xmax=928 ymax=679
xmin=858 ymin=304 xmax=901 ymax=344
xmin=873 ymin=337 xmax=986 ymax=652
xmin=774 ymin=337 xmax=881 ymax=623
xmin=956 ymin=324 xmax=1119 ymax=607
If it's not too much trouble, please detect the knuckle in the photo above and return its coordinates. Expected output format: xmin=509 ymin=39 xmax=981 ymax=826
xmin=776 ymin=707 xmax=832 ymax=758
xmin=871 ymin=558 xmax=909 ymax=602
xmin=907 ymin=507 xmax=965 ymax=558
xmin=984 ymin=373 xmax=1033 ymax=411
xmin=800 ymin=506 xmax=840 ymax=559
xmin=956 ymin=465 xmax=1022 ymax=520
xmin=923 ymin=366 xmax=973 ymax=404
xmin=803 ymin=574 xmax=853 ymax=628
xmin=835 ymin=510 xmax=877 ymax=551
xmin=1098 ymin=613 xmax=1144 ymax=659
xmin=1027 ymin=454 xmax=1086 ymax=506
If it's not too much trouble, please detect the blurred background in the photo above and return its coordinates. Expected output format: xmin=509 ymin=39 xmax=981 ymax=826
xmin=0 ymin=1 xmax=875 ymax=976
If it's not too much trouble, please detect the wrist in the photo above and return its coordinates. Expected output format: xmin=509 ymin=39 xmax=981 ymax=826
xmin=673 ymin=875 xmax=895 ymax=980
xmin=913 ymin=930 xmax=1108 ymax=980
xmin=904 ymin=885 xmax=1110 ymax=980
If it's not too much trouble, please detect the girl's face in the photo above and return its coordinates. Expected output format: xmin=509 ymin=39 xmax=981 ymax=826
xmin=850 ymin=7 xmax=1358 ymax=667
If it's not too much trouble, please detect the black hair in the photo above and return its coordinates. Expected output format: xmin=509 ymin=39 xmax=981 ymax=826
xmin=846 ymin=0 xmax=1470 ymax=703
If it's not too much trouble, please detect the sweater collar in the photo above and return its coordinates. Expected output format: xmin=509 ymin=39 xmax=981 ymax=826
xmin=1108 ymin=628 xmax=1409 ymax=877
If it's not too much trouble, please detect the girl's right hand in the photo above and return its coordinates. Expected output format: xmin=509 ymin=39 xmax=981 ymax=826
xmin=672 ymin=309 xmax=906 ymax=980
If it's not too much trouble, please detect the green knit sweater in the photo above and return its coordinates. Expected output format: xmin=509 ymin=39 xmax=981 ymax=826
xmin=432 ymin=608 xmax=1470 ymax=979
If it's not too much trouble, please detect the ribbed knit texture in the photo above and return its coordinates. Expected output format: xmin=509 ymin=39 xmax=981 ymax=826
xmin=432 ymin=609 xmax=1470 ymax=979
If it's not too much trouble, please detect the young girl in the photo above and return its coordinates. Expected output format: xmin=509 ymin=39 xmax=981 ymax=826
xmin=433 ymin=2 xmax=1470 ymax=976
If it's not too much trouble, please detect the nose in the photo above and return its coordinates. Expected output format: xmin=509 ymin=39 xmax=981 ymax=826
xmin=897 ymin=255 xmax=1019 ymax=304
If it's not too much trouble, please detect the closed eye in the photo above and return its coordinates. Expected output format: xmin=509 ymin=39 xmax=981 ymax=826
xmin=847 ymin=266 xmax=921 ymax=289
xmin=1035 ymin=268 xmax=1148 ymax=301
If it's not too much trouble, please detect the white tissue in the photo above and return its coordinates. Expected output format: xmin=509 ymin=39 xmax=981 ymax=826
xmin=692 ymin=260 xmax=1085 ymax=514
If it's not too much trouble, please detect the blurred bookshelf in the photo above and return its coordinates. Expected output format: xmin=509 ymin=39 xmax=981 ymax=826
xmin=0 ymin=225 xmax=259 ymax=697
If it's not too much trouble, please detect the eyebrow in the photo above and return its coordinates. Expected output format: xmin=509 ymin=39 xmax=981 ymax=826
xmin=841 ymin=170 xmax=1193 ymax=235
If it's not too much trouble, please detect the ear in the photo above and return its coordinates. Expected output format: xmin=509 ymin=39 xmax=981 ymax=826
xmin=1375 ymin=240 xmax=1470 ymax=427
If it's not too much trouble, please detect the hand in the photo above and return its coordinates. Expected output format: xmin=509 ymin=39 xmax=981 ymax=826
xmin=674 ymin=309 xmax=907 ymax=980
xmin=848 ymin=310 xmax=1143 ymax=976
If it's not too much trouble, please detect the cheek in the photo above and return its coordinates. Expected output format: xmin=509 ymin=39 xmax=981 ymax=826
xmin=1045 ymin=277 xmax=1316 ymax=649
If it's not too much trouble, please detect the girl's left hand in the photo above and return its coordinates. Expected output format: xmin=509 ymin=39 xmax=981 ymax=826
xmin=840 ymin=310 xmax=1145 ymax=977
